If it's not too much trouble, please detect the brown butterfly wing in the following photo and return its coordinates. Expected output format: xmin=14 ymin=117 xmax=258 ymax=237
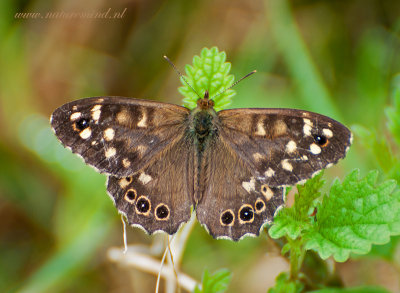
xmin=195 ymin=137 xmax=285 ymax=241
xmin=218 ymin=108 xmax=352 ymax=187
xmin=51 ymin=96 xmax=190 ymax=177
xmin=107 ymin=134 xmax=196 ymax=235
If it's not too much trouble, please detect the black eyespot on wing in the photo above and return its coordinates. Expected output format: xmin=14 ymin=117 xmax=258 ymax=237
xmin=125 ymin=189 xmax=137 ymax=201
xmin=220 ymin=210 xmax=234 ymax=225
xmin=255 ymin=200 xmax=265 ymax=212
xmin=155 ymin=204 xmax=170 ymax=220
xmin=239 ymin=206 xmax=254 ymax=222
xmin=76 ymin=118 xmax=89 ymax=130
xmin=313 ymin=134 xmax=327 ymax=146
xmin=136 ymin=196 xmax=150 ymax=214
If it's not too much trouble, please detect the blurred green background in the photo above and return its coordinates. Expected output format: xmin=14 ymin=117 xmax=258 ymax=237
xmin=1 ymin=0 xmax=400 ymax=292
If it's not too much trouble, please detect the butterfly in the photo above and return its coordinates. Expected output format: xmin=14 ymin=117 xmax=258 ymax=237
xmin=50 ymin=91 xmax=352 ymax=241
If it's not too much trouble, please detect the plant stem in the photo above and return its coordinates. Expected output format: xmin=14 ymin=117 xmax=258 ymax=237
xmin=288 ymin=237 xmax=306 ymax=280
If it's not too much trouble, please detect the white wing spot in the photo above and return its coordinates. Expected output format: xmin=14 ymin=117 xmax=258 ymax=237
xmin=252 ymin=152 xmax=265 ymax=161
xmin=303 ymin=118 xmax=313 ymax=136
xmin=137 ymin=112 xmax=147 ymax=128
xmin=310 ymin=143 xmax=322 ymax=155
xmin=255 ymin=121 xmax=266 ymax=136
xmin=242 ymin=177 xmax=256 ymax=193
xmin=303 ymin=124 xmax=312 ymax=136
xmin=119 ymin=178 xmax=130 ymax=189
xmin=91 ymin=105 xmax=102 ymax=123
xmin=285 ymin=140 xmax=297 ymax=153
xmin=79 ymin=128 xmax=92 ymax=139
xmin=122 ymin=158 xmax=131 ymax=168
xmin=105 ymin=147 xmax=116 ymax=158
xmin=261 ymin=185 xmax=274 ymax=201
xmin=92 ymin=104 xmax=102 ymax=111
xmin=326 ymin=163 xmax=333 ymax=168
xmin=322 ymin=128 xmax=333 ymax=138
xmin=281 ymin=159 xmax=293 ymax=172
xmin=117 ymin=110 xmax=130 ymax=125
xmin=274 ymin=120 xmax=288 ymax=136
xmin=265 ymin=167 xmax=275 ymax=177
xmin=104 ymin=128 xmax=115 ymax=141
xmin=302 ymin=155 xmax=308 ymax=161
xmin=70 ymin=112 xmax=81 ymax=121
xmin=137 ymin=145 xmax=147 ymax=156
xmin=139 ymin=172 xmax=152 ymax=185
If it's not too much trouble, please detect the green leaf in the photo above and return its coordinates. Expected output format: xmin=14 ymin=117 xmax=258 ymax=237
xmin=193 ymin=269 xmax=232 ymax=293
xmin=268 ymin=272 xmax=304 ymax=293
xmin=351 ymin=125 xmax=397 ymax=174
xmin=385 ymin=74 xmax=400 ymax=146
xmin=304 ymin=169 xmax=400 ymax=262
xmin=269 ymin=172 xmax=325 ymax=240
xmin=179 ymin=47 xmax=235 ymax=111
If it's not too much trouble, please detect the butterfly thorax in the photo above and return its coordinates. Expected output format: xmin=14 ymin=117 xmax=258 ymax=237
xmin=189 ymin=96 xmax=218 ymax=153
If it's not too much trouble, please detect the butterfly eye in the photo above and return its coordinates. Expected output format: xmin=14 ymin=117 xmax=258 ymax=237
xmin=75 ymin=118 xmax=90 ymax=130
xmin=313 ymin=134 xmax=328 ymax=146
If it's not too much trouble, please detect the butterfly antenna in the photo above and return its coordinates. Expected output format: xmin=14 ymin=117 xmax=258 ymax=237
xmin=163 ymin=55 xmax=202 ymax=99
xmin=211 ymin=70 xmax=257 ymax=100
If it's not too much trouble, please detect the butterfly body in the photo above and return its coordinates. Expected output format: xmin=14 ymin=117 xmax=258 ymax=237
xmin=51 ymin=95 xmax=352 ymax=241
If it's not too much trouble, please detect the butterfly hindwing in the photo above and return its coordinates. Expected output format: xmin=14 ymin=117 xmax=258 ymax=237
xmin=218 ymin=108 xmax=352 ymax=187
xmin=107 ymin=135 xmax=196 ymax=235
xmin=196 ymin=138 xmax=285 ymax=241
xmin=51 ymin=96 xmax=189 ymax=177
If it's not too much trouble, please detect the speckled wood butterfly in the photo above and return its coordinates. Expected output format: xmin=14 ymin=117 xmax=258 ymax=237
xmin=51 ymin=92 xmax=352 ymax=241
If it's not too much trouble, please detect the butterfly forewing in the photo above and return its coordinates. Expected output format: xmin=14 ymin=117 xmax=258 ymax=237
xmin=218 ymin=108 xmax=352 ymax=187
xmin=51 ymin=97 xmax=189 ymax=177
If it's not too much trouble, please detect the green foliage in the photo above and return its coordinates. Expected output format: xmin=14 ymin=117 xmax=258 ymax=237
xmin=269 ymin=172 xmax=324 ymax=241
xmin=268 ymin=272 xmax=304 ymax=293
xmin=193 ymin=269 xmax=232 ymax=293
xmin=270 ymin=170 xmax=400 ymax=262
xmin=305 ymin=170 xmax=399 ymax=262
xmin=352 ymin=75 xmax=400 ymax=183
xmin=385 ymin=74 xmax=400 ymax=146
xmin=351 ymin=125 xmax=397 ymax=176
xmin=179 ymin=47 xmax=235 ymax=111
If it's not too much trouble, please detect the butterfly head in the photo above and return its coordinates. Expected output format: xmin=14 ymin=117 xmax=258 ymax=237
xmin=196 ymin=90 xmax=215 ymax=110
